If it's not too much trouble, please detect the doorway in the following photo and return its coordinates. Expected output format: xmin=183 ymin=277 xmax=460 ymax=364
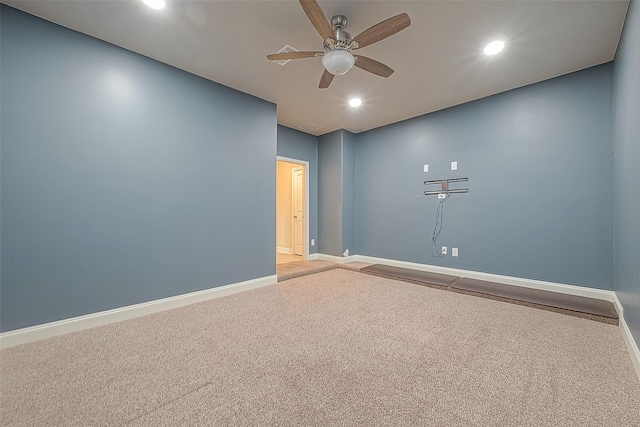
xmin=276 ymin=158 xmax=308 ymax=265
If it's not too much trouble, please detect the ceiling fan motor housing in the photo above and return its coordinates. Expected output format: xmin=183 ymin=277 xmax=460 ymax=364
xmin=329 ymin=15 xmax=353 ymax=50
xmin=334 ymin=29 xmax=352 ymax=49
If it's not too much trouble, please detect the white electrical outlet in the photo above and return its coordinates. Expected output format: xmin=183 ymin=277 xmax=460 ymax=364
xmin=438 ymin=193 xmax=446 ymax=199
xmin=441 ymin=246 xmax=447 ymax=255
xmin=452 ymin=248 xmax=458 ymax=257
xmin=423 ymin=164 xmax=429 ymax=172
xmin=451 ymin=161 xmax=458 ymax=171
xmin=311 ymin=239 xmax=315 ymax=246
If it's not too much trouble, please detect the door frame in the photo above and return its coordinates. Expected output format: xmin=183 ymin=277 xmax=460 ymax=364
xmin=277 ymin=156 xmax=309 ymax=261
xmin=291 ymin=167 xmax=304 ymax=257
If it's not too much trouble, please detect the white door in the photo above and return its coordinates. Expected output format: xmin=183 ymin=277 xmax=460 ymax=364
xmin=292 ymin=168 xmax=305 ymax=256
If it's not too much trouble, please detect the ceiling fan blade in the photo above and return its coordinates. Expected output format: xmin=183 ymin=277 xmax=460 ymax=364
xmin=299 ymin=0 xmax=334 ymax=41
xmin=319 ymin=69 xmax=334 ymax=89
xmin=353 ymin=55 xmax=394 ymax=78
xmin=353 ymin=13 xmax=411 ymax=50
xmin=267 ymin=51 xmax=323 ymax=61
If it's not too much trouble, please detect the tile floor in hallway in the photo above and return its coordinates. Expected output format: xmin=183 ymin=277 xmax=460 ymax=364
xmin=276 ymin=252 xmax=303 ymax=265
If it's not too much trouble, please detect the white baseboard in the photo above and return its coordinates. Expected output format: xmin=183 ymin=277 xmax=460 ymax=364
xmin=276 ymin=247 xmax=293 ymax=255
xmin=316 ymin=253 xmax=359 ymax=264
xmin=307 ymin=253 xmax=319 ymax=260
xmin=353 ymin=255 xmax=616 ymax=302
xmin=0 ymin=274 xmax=278 ymax=349
xmin=613 ymin=294 xmax=640 ymax=383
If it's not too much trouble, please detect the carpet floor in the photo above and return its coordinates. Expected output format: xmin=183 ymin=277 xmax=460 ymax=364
xmin=1 ymin=269 xmax=639 ymax=426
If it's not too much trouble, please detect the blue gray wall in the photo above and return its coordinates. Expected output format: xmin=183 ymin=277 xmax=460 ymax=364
xmin=613 ymin=1 xmax=640 ymax=346
xmin=318 ymin=131 xmax=343 ymax=256
xmin=342 ymin=131 xmax=355 ymax=255
xmin=0 ymin=6 xmax=277 ymax=332
xmin=355 ymin=64 xmax=614 ymax=289
xmin=317 ymin=129 xmax=356 ymax=257
xmin=276 ymin=125 xmax=318 ymax=254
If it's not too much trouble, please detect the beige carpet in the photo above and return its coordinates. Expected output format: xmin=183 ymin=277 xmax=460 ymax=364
xmin=1 ymin=269 xmax=639 ymax=426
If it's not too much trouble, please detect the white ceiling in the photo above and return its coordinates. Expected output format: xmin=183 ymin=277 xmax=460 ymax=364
xmin=4 ymin=0 xmax=629 ymax=135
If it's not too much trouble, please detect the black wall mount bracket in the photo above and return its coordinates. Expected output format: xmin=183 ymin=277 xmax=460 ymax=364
xmin=424 ymin=177 xmax=468 ymax=196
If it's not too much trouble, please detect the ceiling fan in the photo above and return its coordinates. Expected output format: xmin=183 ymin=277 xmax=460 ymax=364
xmin=267 ymin=0 xmax=411 ymax=89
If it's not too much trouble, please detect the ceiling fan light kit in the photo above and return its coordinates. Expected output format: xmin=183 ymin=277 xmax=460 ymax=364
xmin=267 ymin=0 xmax=411 ymax=89
xmin=322 ymin=50 xmax=355 ymax=75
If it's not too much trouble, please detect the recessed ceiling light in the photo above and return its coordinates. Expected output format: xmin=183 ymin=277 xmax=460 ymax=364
xmin=349 ymin=98 xmax=362 ymax=108
xmin=142 ymin=0 xmax=165 ymax=10
xmin=484 ymin=40 xmax=504 ymax=56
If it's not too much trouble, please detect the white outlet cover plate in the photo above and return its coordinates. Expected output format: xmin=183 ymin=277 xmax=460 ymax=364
xmin=441 ymin=246 xmax=447 ymax=255
xmin=452 ymin=248 xmax=458 ymax=257
xmin=451 ymin=161 xmax=458 ymax=170
xmin=423 ymin=164 xmax=429 ymax=172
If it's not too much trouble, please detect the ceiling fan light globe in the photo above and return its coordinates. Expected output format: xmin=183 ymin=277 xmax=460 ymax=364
xmin=322 ymin=50 xmax=355 ymax=76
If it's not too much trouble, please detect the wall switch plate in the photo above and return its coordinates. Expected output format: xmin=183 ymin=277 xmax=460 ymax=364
xmin=452 ymin=248 xmax=458 ymax=257
xmin=311 ymin=239 xmax=315 ymax=246
xmin=451 ymin=161 xmax=458 ymax=171
xmin=423 ymin=164 xmax=429 ymax=172
xmin=441 ymin=246 xmax=447 ymax=255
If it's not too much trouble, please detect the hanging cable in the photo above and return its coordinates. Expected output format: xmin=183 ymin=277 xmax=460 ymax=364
xmin=431 ymin=194 xmax=450 ymax=258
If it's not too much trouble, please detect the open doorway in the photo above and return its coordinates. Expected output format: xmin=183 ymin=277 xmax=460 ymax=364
xmin=276 ymin=158 xmax=308 ymax=265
